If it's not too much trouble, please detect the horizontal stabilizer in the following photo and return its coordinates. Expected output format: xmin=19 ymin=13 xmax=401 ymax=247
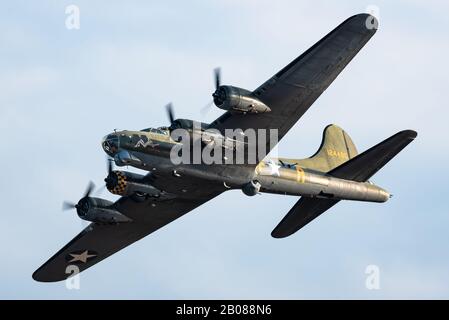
xmin=271 ymin=129 xmax=417 ymax=238
xmin=271 ymin=198 xmax=339 ymax=238
xmin=328 ymin=130 xmax=417 ymax=182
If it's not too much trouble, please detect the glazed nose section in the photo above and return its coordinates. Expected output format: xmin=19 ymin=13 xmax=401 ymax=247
xmin=101 ymin=133 xmax=120 ymax=156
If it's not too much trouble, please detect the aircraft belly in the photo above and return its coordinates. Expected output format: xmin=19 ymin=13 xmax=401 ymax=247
xmin=131 ymin=152 xmax=175 ymax=173
xmin=255 ymin=169 xmax=389 ymax=202
xmin=177 ymin=164 xmax=255 ymax=187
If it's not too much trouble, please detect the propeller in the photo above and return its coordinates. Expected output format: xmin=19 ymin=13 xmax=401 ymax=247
xmin=104 ymin=157 xmax=118 ymax=190
xmin=62 ymin=181 xmax=95 ymax=212
xmin=166 ymin=102 xmax=175 ymax=124
xmin=94 ymin=157 xmax=113 ymax=196
xmin=83 ymin=181 xmax=95 ymax=198
xmin=212 ymin=67 xmax=227 ymax=107
xmin=200 ymin=100 xmax=214 ymax=116
xmin=107 ymin=156 xmax=113 ymax=174
xmin=201 ymin=67 xmax=222 ymax=116
xmin=62 ymin=201 xmax=77 ymax=211
xmin=94 ymin=184 xmax=106 ymax=196
xmin=214 ymin=67 xmax=221 ymax=90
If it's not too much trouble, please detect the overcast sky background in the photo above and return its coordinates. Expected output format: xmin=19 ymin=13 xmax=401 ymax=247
xmin=1 ymin=0 xmax=448 ymax=299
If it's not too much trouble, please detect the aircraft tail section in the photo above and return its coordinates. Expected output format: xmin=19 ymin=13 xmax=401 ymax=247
xmin=328 ymin=129 xmax=417 ymax=182
xmin=271 ymin=129 xmax=417 ymax=238
xmin=279 ymin=124 xmax=358 ymax=172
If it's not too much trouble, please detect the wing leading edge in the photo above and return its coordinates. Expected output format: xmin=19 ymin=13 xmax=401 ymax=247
xmin=210 ymin=14 xmax=378 ymax=161
xmin=33 ymin=194 xmax=220 ymax=282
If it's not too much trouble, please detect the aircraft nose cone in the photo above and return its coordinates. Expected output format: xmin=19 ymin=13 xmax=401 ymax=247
xmin=101 ymin=133 xmax=120 ymax=156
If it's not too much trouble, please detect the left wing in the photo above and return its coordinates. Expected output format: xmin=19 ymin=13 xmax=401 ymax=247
xmin=271 ymin=198 xmax=339 ymax=238
xmin=33 ymin=193 xmax=220 ymax=282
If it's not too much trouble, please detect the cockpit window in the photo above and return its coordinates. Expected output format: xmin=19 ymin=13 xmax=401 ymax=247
xmin=152 ymin=128 xmax=168 ymax=135
xmin=141 ymin=128 xmax=168 ymax=135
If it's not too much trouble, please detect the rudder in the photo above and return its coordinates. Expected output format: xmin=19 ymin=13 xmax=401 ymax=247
xmin=279 ymin=124 xmax=358 ymax=172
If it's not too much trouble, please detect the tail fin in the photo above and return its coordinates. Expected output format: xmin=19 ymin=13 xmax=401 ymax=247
xmin=279 ymin=124 xmax=358 ymax=172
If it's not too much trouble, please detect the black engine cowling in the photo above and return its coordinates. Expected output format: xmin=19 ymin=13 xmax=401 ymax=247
xmin=213 ymin=86 xmax=271 ymax=114
xmin=75 ymin=197 xmax=131 ymax=223
xmin=105 ymin=170 xmax=164 ymax=199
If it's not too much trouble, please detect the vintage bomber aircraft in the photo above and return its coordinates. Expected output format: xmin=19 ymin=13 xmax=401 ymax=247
xmin=33 ymin=13 xmax=417 ymax=282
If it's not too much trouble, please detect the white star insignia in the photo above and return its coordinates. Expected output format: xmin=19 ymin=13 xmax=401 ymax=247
xmin=68 ymin=250 xmax=97 ymax=263
xmin=266 ymin=160 xmax=281 ymax=176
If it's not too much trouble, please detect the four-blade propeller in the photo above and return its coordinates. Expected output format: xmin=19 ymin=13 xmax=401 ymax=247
xmin=62 ymin=181 xmax=95 ymax=212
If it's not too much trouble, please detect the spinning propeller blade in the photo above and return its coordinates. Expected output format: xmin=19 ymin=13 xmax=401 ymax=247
xmin=166 ymin=102 xmax=175 ymax=124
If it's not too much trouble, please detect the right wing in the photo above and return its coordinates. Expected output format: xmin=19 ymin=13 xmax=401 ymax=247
xmin=210 ymin=14 xmax=378 ymax=161
xmin=33 ymin=192 xmax=221 ymax=282
xmin=328 ymin=130 xmax=417 ymax=182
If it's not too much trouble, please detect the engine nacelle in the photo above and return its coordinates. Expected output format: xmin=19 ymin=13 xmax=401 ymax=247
xmin=105 ymin=170 xmax=165 ymax=198
xmin=75 ymin=197 xmax=132 ymax=223
xmin=213 ymin=86 xmax=271 ymax=114
xmin=242 ymin=180 xmax=261 ymax=196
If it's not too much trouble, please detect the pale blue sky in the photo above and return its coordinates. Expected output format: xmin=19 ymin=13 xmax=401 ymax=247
xmin=1 ymin=0 xmax=448 ymax=299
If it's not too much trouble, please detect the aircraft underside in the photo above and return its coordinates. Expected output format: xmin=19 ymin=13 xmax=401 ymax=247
xmin=33 ymin=13 xmax=417 ymax=282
